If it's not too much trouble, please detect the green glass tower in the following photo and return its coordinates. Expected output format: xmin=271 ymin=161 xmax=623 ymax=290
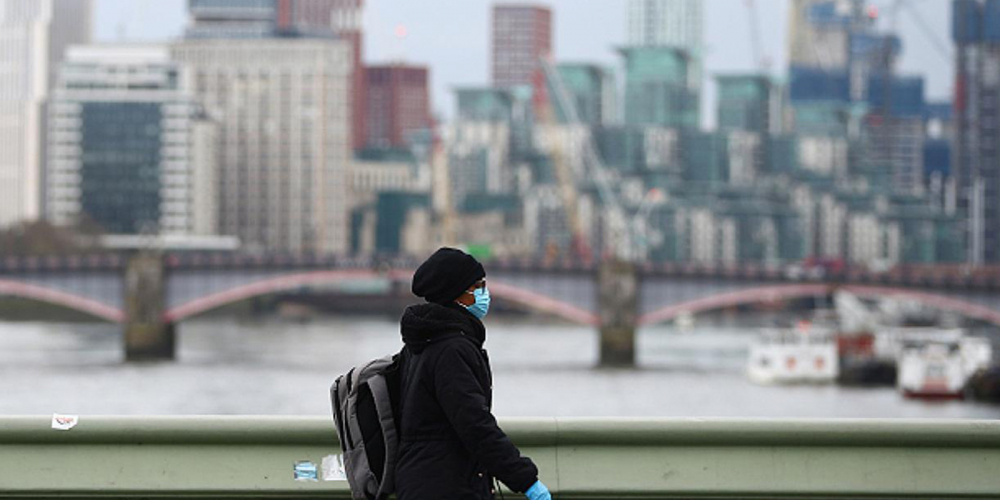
xmin=553 ymin=63 xmax=617 ymax=125
xmin=620 ymin=47 xmax=698 ymax=129
xmin=716 ymin=75 xmax=781 ymax=134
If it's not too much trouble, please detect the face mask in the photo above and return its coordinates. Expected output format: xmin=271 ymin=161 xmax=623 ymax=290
xmin=465 ymin=286 xmax=490 ymax=320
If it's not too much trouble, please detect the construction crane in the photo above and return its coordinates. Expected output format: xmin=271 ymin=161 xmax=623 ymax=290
xmin=535 ymin=62 xmax=593 ymax=262
xmin=540 ymin=59 xmax=645 ymax=263
xmin=550 ymin=147 xmax=591 ymax=261
xmin=430 ymin=134 xmax=457 ymax=246
xmin=531 ymin=63 xmax=590 ymax=261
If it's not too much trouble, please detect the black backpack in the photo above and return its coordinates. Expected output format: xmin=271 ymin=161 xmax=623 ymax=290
xmin=331 ymin=353 xmax=403 ymax=500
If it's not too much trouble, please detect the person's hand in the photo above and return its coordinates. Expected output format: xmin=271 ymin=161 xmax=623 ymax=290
xmin=525 ymin=480 xmax=551 ymax=500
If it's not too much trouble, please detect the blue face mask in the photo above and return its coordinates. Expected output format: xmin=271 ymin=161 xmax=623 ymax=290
xmin=465 ymin=286 xmax=490 ymax=320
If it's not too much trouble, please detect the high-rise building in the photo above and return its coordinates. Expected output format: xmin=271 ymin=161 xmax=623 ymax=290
xmin=363 ymin=64 xmax=431 ymax=150
xmin=860 ymin=75 xmax=926 ymax=193
xmin=716 ymin=75 xmax=783 ymax=135
xmin=552 ymin=63 xmax=618 ymax=126
xmin=788 ymin=0 xmax=852 ymax=69
xmin=46 ymin=45 xmax=217 ymax=236
xmin=283 ymin=0 xmax=366 ymax=151
xmin=454 ymin=85 xmax=535 ymax=160
xmin=784 ymin=0 xmax=928 ymax=196
xmin=491 ymin=4 xmax=552 ymax=116
xmin=0 ymin=0 xmax=92 ymax=228
xmin=172 ymin=38 xmax=353 ymax=254
xmin=786 ymin=0 xmax=907 ymax=117
xmin=625 ymin=0 xmax=703 ymax=92
xmin=626 ymin=0 xmax=702 ymax=52
xmin=186 ymin=0 xmax=366 ymax=150
xmin=953 ymin=0 xmax=1000 ymax=263
xmin=443 ymin=121 xmax=511 ymax=208
xmin=787 ymin=0 xmax=888 ymax=105
xmin=620 ymin=47 xmax=698 ymax=129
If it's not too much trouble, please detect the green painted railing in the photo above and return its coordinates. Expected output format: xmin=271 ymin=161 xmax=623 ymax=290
xmin=1 ymin=416 xmax=999 ymax=498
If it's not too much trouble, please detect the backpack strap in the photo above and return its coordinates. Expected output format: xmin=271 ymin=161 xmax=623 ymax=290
xmin=333 ymin=370 xmax=357 ymax=449
xmin=331 ymin=378 xmax=346 ymax=451
xmin=367 ymin=374 xmax=398 ymax=498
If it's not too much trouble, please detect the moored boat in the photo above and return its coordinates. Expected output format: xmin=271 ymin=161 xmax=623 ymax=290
xmin=747 ymin=322 xmax=839 ymax=385
xmin=894 ymin=329 xmax=993 ymax=399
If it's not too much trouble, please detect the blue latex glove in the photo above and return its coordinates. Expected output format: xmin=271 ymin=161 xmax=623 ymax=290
xmin=525 ymin=480 xmax=551 ymax=500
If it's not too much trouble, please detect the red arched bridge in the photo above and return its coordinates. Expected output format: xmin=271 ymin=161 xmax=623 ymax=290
xmin=1 ymin=253 xmax=999 ymax=361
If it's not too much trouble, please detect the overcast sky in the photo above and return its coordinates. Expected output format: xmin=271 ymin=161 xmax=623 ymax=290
xmin=93 ymin=0 xmax=954 ymax=127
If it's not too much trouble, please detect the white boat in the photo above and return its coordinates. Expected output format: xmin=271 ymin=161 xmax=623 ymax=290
xmin=747 ymin=323 xmax=839 ymax=385
xmin=895 ymin=329 xmax=993 ymax=399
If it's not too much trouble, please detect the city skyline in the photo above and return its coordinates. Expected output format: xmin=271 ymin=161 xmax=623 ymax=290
xmin=93 ymin=0 xmax=953 ymax=128
xmin=6 ymin=0 xmax=1000 ymax=454
xmin=0 ymin=0 xmax=979 ymax=267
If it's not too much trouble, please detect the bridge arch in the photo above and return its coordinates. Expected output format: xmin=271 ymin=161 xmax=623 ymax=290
xmin=165 ymin=271 xmax=599 ymax=326
xmin=487 ymin=280 xmax=599 ymax=326
xmin=165 ymin=269 xmax=400 ymax=322
xmin=638 ymin=283 xmax=1000 ymax=327
xmin=0 ymin=278 xmax=124 ymax=323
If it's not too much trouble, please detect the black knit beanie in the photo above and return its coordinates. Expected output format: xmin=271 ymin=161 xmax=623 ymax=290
xmin=411 ymin=247 xmax=486 ymax=304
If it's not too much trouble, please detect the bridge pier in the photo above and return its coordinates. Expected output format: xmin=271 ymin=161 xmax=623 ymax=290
xmin=124 ymin=252 xmax=174 ymax=361
xmin=598 ymin=260 xmax=638 ymax=367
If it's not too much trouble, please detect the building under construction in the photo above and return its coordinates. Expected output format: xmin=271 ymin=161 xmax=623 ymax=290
xmin=953 ymin=0 xmax=1000 ymax=264
xmin=786 ymin=0 xmax=928 ymax=196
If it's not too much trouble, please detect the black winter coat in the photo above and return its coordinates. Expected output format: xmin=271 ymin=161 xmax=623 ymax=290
xmin=395 ymin=302 xmax=538 ymax=500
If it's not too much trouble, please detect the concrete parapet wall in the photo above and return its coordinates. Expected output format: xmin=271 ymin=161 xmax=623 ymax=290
xmin=1 ymin=416 xmax=999 ymax=498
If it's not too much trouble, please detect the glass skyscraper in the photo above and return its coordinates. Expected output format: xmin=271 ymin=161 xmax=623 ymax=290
xmin=620 ymin=47 xmax=698 ymax=130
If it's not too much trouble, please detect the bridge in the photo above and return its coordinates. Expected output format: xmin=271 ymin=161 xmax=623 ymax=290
xmin=2 ymin=253 xmax=1000 ymax=362
xmin=0 ymin=415 xmax=998 ymax=498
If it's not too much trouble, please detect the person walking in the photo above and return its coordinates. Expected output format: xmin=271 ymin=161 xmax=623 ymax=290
xmin=395 ymin=247 xmax=552 ymax=500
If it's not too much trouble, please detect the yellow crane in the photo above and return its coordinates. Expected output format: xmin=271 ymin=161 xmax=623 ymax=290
xmin=539 ymin=60 xmax=592 ymax=261
xmin=541 ymin=59 xmax=639 ymax=262
xmin=431 ymin=130 xmax=457 ymax=246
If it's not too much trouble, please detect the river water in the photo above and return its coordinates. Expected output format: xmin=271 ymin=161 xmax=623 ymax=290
xmin=1 ymin=315 xmax=998 ymax=419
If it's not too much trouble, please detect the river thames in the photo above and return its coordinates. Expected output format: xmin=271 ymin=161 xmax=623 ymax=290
xmin=1 ymin=315 xmax=998 ymax=419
